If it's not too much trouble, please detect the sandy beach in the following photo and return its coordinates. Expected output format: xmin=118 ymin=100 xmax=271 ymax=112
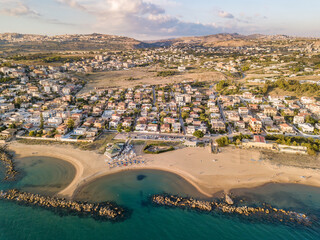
xmin=8 ymin=142 xmax=320 ymax=198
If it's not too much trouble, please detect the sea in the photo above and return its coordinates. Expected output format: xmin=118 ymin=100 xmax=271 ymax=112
xmin=0 ymin=156 xmax=319 ymax=240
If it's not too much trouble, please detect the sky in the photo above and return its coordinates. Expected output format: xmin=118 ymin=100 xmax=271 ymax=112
xmin=0 ymin=0 xmax=320 ymax=40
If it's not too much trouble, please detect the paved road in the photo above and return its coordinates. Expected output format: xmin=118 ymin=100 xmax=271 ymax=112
xmin=152 ymin=86 xmax=156 ymax=106
xmin=217 ymin=101 xmax=232 ymax=135
xmin=178 ymin=106 xmax=186 ymax=135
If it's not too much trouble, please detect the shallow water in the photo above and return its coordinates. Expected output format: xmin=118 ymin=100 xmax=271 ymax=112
xmin=14 ymin=156 xmax=76 ymax=195
xmin=0 ymin=158 xmax=319 ymax=240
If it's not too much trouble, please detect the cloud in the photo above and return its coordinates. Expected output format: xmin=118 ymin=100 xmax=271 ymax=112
xmin=0 ymin=0 xmax=75 ymax=27
xmin=0 ymin=1 xmax=40 ymax=17
xmin=218 ymin=10 xmax=234 ymax=19
xmin=56 ymin=0 xmax=229 ymax=38
xmin=56 ymin=0 xmax=87 ymax=11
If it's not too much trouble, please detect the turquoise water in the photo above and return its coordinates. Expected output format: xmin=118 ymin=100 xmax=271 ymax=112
xmin=0 ymin=157 xmax=320 ymax=240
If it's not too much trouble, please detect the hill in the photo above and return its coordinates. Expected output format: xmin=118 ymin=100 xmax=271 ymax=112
xmin=0 ymin=33 xmax=143 ymax=55
xmin=0 ymin=32 xmax=318 ymax=56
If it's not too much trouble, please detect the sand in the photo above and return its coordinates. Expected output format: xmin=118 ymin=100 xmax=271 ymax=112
xmin=8 ymin=142 xmax=320 ymax=199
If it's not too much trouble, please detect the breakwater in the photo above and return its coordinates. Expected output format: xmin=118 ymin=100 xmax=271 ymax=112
xmin=0 ymin=189 xmax=130 ymax=221
xmin=0 ymin=145 xmax=18 ymax=181
xmin=151 ymin=194 xmax=313 ymax=226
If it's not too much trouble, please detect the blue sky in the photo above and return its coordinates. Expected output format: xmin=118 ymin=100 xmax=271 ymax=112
xmin=0 ymin=0 xmax=319 ymax=40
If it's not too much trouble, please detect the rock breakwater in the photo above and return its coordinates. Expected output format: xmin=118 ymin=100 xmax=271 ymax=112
xmin=0 ymin=145 xmax=18 ymax=181
xmin=0 ymin=189 xmax=130 ymax=221
xmin=151 ymin=194 xmax=313 ymax=226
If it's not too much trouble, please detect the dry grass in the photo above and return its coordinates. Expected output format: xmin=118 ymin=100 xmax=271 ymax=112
xmin=261 ymin=150 xmax=320 ymax=169
xmin=78 ymin=67 xmax=227 ymax=92
xmin=16 ymin=132 xmax=122 ymax=154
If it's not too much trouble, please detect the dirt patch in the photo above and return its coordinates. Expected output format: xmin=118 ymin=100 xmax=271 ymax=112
xmin=78 ymin=67 xmax=227 ymax=92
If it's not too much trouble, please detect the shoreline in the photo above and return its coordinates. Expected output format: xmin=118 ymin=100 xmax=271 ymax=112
xmin=8 ymin=142 xmax=320 ymax=199
xmin=71 ymin=167 xmax=213 ymax=199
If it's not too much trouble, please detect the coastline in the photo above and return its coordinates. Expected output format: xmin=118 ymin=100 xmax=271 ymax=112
xmin=8 ymin=142 xmax=320 ymax=199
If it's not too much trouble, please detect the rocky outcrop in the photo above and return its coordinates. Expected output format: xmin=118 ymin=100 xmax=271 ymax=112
xmin=0 ymin=189 xmax=130 ymax=222
xmin=151 ymin=194 xmax=312 ymax=226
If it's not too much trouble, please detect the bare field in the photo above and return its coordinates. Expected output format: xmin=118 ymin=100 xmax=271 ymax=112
xmin=78 ymin=67 xmax=227 ymax=92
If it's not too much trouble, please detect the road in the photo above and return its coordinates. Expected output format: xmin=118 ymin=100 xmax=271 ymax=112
xmin=152 ymin=86 xmax=156 ymax=106
xmin=178 ymin=106 xmax=186 ymax=135
xmin=217 ymin=100 xmax=232 ymax=135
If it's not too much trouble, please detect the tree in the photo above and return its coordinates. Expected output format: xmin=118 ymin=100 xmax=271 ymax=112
xmin=306 ymin=115 xmax=317 ymax=124
xmin=117 ymin=123 xmax=123 ymax=133
xmin=67 ymin=119 xmax=75 ymax=130
xmin=15 ymin=97 xmax=22 ymax=108
xmin=40 ymin=113 xmax=44 ymax=130
xmin=193 ymin=130 xmax=204 ymax=139
xmin=307 ymin=148 xmax=316 ymax=156
xmin=216 ymin=136 xmax=230 ymax=147
xmin=181 ymin=111 xmax=189 ymax=119
xmin=29 ymin=131 xmax=36 ymax=137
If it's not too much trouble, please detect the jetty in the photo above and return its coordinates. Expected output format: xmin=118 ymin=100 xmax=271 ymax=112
xmin=0 ymin=145 xmax=18 ymax=181
xmin=151 ymin=194 xmax=312 ymax=226
xmin=0 ymin=189 xmax=130 ymax=222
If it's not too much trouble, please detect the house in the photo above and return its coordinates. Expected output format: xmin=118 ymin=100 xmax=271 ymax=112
xmin=273 ymin=116 xmax=286 ymax=124
xmin=147 ymin=124 xmax=158 ymax=132
xmin=47 ymin=117 xmax=62 ymax=127
xmin=211 ymin=120 xmax=226 ymax=132
xmin=109 ymin=120 xmax=120 ymax=128
xmin=249 ymin=118 xmax=262 ymax=133
xmin=226 ymin=112 xmax=240 ymax=122
xmin=56 ymin=124 xmax=68 ymax=135
xmin=111 ymin=114 xmax=121 ymax=121
xmin=242 ymin=135 xmax=275 ymax=150
xmin=238 ymin=107 xmax=249 ymax=115
xmin=74 ymin=127 xmax=87 ymax=135
xmin=298 ymin=123 xmax=314 ymax=133
xmin=235 ymin=121 xmax=246 ymax=129
xmin=248 ymin=104 xmax=259 ymax=111
xmin=172 ymin=122 xmax=181 ymax=133
xmin=209 ymin=106 xmax=220 ymax=113
xmin=128 ymin=102 xmax=137 ymax=109
xmin=242 ymin=115 xmax=253 ymax=123
xmin=86 ymin=128 xmax=98 ymax=137
xmin=261 ymin=117 xmax=273 ymax=126
xmin=279 ymin=123 xmax=295 ymax=133
xmin=163 ymin=117 xmax=176 ymax=124
xmin=160 ymin=123 xmax=171 ymax=133
xmin=186 ymin=125 xmax=196 ymax=135
xmin=282 ymin=108 xmax=294 ymax=116
xmin=27 ymin=117 xmax=41 ymax=126
xmin=210 ymin=113 xmax=220 ymax=119
xmin=122 ymin=119 xmax=132 ymax=128
xmin=264 ymin=107 xmax=278 ymax=117
xmin=94 ymin=119 xmax=105 ymax=129
xmin=0 ymin=129 xmax=17 ymax=140
xmin=293 ymin=115 xmax=305 ymax=124
xmin=207 ymin=100 xmax=216 ymax=108
xmin=135 ymin=124 xmax=147 ymax=132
